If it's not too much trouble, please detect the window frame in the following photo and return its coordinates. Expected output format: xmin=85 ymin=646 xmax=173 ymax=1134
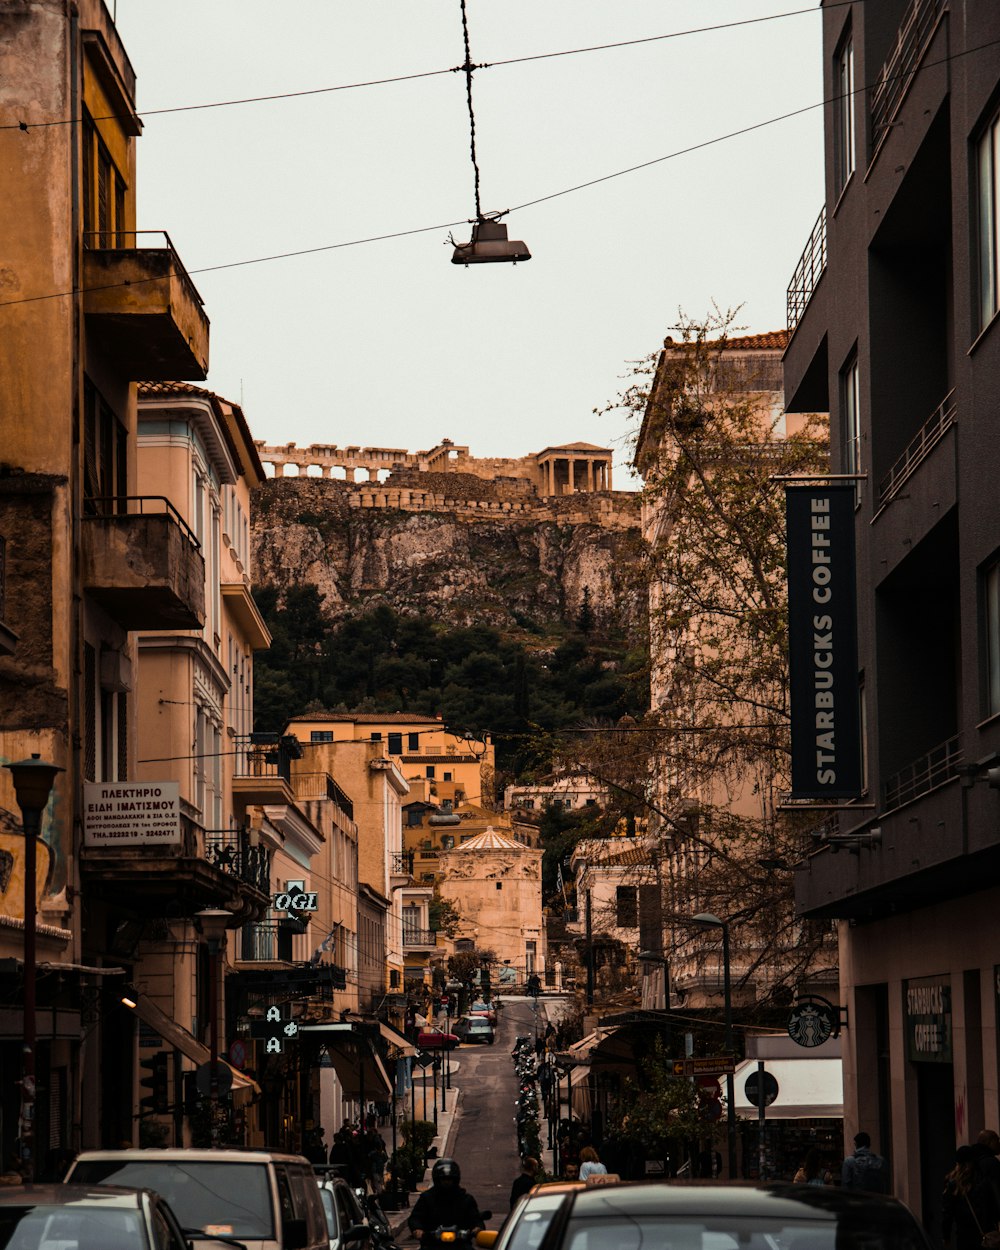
xmin=982 ymin=558 xmax=1000 ymax=718
xmin=976 ymin=107 xmax=1000 ymax=332
xmin=833 ymin=28 xmax=856 ymax=194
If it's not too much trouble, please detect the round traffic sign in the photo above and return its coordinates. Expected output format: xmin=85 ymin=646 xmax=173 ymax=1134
xmin=195 ymin=1060 xmax=234 ymax=1097
xmin=744 ymin=1070 xmax=779 ymax=1108
xmin=228 ymin=1040 xmax=247 ymax=1070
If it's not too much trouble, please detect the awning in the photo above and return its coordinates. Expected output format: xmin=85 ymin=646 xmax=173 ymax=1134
xmin=377 ymin=1020 xmax=417 ymax=1058
xmin=129 ymin=995 xmax=260 ymax=1094
xmin=732 ymin=1057 xmax=843 ymax=1120
xmin=298 ymin=1023 xmax=393 ymax=1096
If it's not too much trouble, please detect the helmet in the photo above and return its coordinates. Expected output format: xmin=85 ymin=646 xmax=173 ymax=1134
xmin=432 ymin=1158 xmax=461 ymax=1185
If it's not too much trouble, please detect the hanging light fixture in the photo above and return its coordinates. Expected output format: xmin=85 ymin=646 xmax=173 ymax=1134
xmin=449 ymin=0 xmax=531 ymax=266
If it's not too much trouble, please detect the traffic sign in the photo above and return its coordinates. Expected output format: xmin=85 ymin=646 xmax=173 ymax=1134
xmin=228 ymin=1040 xmax=247 ymax=1070
xmin=195 ymin=1060 xmax=233 ymax=1098
xmin=744 ymin=1070 xmax=779 ymax=1107
xmin=672 ymin=1056 xmax=736 ymax=1077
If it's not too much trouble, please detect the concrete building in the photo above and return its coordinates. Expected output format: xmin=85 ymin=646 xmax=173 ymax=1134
xmin=504 ymin=773 xmax=608 ymax=815
xmin=781 ymin=0 xmax=1000 ymax=1225
xmin=0 ymin=0 xmax=214 ymax=1166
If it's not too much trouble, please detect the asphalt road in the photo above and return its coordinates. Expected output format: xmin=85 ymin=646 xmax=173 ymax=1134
xmin=446 ymin=997 xmax=540 ymax=1230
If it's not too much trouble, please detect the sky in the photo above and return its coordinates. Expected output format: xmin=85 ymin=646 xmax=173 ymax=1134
xmin=114 ymin=1 xmax=826 ymax=485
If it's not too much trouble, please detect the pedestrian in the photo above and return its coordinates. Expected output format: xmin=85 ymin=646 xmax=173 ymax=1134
xmin=562 ymin=1162 xmax=580 ymax=1181
xmin=942 ymin=1146 xmax=1000 ymax=1250
xmin=304 ymin=1127 xmax=327 ymax=1166
xmin=510 ymin=1156 xmax=540 ymax=1208
xmin=578 ymin=1147 xmax=608 ymax=1181
xmin=794 ymin=1148 xmax=830 ymax=1187
xmin=841 ymin=1132 xmax=889 ymax=1193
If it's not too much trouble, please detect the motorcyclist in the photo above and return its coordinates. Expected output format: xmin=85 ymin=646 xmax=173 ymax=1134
xmin=408 ymin=1158 xmax=485 ymax=1246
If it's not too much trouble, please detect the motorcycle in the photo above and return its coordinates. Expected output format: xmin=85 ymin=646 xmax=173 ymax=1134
xmin=423 ymin=1212 xmax=492 ymax=1250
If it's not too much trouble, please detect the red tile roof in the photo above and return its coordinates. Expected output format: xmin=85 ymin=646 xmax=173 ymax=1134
xmin=138 ymin=381 xmax=218 ymax=399
xmin=661 ymin=330 xmax=788 ymax=351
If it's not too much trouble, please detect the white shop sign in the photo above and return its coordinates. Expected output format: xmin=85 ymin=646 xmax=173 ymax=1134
xmin=83 ymin=781 xmax=181 ymax=846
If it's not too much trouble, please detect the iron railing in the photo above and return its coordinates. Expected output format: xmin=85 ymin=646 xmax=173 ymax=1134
xmin=787 ymin=206 xmax=827 ymax=332
xmin=292 ymin=771 xmax=355 ymax=817
xmin=391 ymin=852 xmax=414 ymax=876
xmin=204 ymin=827 xmax=271 ymax=894
xmin=81 ymin=495 xmax=201 ymax=550
xmin=402 ymin=928 xmax=437 ymax=947
xmin=233 ymin=733 xmax=302 ymax=783
xmin=878 ymin=390 xmax=956 ymax=505
xmin=83 ymin=229 xmax=206 ymax=312
xmin=240 ymin=921 xmax=279 ymax=962
xmin=870 ymin=0 xmax=947 ymax=155
xmin=883 ymin=734 xmax=963 ymax=811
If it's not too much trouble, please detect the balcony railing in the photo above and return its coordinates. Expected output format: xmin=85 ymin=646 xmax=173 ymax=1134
xmin=391 ymin=852 xmax=414 ymax=876
xmin=83 ymin=229 xmax=205 ymax=314
xmin=204 ymin=827 xmax=271 ymax=894
xmin=883 ymin=734 xmax=963 ymax=811
xmin=786 ymin=206 xmax=826 ymax=332
xmin=233 ymin=733 xmax=302 ymax=783
xmin=293 ymin=770 xmax=355 ymax=818
xmin=403 ymin=928 xmax=437 ymax=947
xmin=83 ymin=495 xmax=201 ymax=549
xmin=870 ymin=0 xmax=947 ymax=155
xmin=240 ymin=921 xmax=279 ymax=962
xmin=878 ymin=390 xmax=956 ymax=505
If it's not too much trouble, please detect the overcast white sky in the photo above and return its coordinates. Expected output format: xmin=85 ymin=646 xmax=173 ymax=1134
xmin=115 ymin=2 xmax=825 ymax=484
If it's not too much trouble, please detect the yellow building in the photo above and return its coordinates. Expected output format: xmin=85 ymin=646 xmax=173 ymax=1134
xmin=0 ymin=0 xmax=214 ymax=1163
xmin=288 ymin=712 xmax=495 ymax=808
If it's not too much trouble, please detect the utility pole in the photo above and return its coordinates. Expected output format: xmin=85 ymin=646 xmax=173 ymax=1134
xmin=585 ymin=890 xmax=595 ymax=1007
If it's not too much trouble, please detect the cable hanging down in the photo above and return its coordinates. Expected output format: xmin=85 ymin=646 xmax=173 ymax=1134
xmin=449 ymin=0 xmax=531 ymax=266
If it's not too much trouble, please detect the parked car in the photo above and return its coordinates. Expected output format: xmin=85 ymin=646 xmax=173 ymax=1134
xmin=469 ymin=1001 xmax=497 ymax=1025
xmin=0 ymin=1184 xmax=195 ymax=1250
xmin=475 ymin=1182 xmax=584 ymax=1250
xmin=453 ymin=1015 xmax=495 ymax=1045
xmin=313 ymin=1171 xmax=371 ymax=1250
xmin=66 ymin=1148 xmax=328 ymax=1250
xmin=479 ymin=1181 xmax=933 ymax=1250
xmin=417 ymin=1027 xmax=459 ymax=1050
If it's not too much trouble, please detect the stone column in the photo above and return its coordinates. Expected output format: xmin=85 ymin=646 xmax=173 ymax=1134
xmin=587 ymin=460 xmax=594 ymax=491
xmin=568 ymin=460 xmax=576 ymax=493
xmin=274 ymin=462 xmax=285 ymax=478
xmin=321 ymin=466 xmax=331 ymax=478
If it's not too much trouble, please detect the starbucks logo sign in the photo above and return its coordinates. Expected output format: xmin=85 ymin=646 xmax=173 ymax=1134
xmin=787 ymin=997 xmax=839 ymax=1048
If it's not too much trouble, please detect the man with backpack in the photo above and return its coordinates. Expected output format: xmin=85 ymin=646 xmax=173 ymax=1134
xmin=842 ymin=1132 xmax=889 ymax=1192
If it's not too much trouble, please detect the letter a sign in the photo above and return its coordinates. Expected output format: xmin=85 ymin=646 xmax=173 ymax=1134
xmin=785 ymin=485 xmax=862 ymax=798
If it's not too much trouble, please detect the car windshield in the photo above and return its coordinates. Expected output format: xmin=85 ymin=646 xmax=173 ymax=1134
xmin=0 ymin=1204 xmax=144 ymax=1250
xmin=69 ymin=1161 xmax=274 ymax=1239
xmin=559 ymin=1213 xmax=928 ymax=1250
xmin=502 ymin=1192 xmax=568 ymax=1250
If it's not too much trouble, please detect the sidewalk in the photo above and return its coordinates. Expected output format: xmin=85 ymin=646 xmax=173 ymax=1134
xmin=387 ymin=1069 xmax=463 ymax=1240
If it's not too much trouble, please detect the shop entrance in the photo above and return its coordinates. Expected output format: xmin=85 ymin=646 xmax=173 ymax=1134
xmin=917 ymin=1062 xmax=955 ymax=1245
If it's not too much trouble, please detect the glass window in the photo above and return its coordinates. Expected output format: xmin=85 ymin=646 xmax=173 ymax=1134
xmin=426 ymin=766 xmax=435 ymax=779
xmin=408 ymin=732 xmax=420 ymax=750
xmin=388 ymin=732 xmax=403 ymax=754
xmin=842 ymin=353 xmax=861 ymax=500
xmin=834 ymin=31 xmax=855 ymax=191
xmin=985 ymin=562 xmax=1000 ymax=716
xmin=978 ymin=109 xmax=1000 ymax=330
xmin=311 ymin=731 xmax=333 ymax=743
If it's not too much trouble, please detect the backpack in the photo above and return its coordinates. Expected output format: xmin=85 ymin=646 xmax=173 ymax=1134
xmin=850 ymin=1150 xmax=888 ymax=1193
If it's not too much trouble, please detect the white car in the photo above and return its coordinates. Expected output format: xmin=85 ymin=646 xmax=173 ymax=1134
xmin=453 ymin=1015 xmax=495 ymax=1045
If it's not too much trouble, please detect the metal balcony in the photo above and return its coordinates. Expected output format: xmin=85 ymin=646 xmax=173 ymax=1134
xmin=786 ymin=206 xmax=826 ymax=333
xmin=204 ymin=827 xmax=272 ymax=895
xmin=83 ymin=231 xmax=210 ymax=380
xmin=883 ymin=734 xmax=963 ymax=812
xmin=402 ymin=928 xmax=437 ymax=950
xmin=232 ymin=733 xmax=303 ymax=806
xmin=878 ymin=390 xmax=956 ymax=506
xmin=870 ymin=0 xmax=947 ymax=157
xmin=81 ymin=495 xmax=205 ymax=629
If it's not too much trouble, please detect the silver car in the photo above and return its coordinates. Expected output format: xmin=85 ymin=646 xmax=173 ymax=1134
xmin=0 ymin=1183 xmax=192 ymax=1250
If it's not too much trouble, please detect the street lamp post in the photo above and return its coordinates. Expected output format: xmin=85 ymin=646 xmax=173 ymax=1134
xmin=689 ymin=912 xmax=737 ymax=1180
xmin=5 ymin=754 xmax=62 ymax=1183
xmin=195 ymin=909 xmax=231 ymax=1148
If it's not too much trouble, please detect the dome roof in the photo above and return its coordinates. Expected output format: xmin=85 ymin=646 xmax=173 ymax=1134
xmin=450 ymin=826 xmax=524 ymax=852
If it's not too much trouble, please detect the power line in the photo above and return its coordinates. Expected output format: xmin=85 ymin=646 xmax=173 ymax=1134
xmin=0 ymin=3 xmax=849 ymax=134
xmin=3 ymin=34 xmax=998 ymax=313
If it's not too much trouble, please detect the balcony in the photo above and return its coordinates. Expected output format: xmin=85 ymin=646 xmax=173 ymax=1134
xmin=786 ymin=206 xmax=826 ymax=334
xmin=402 ymin=928 xmax=437 ymax=951
xmin=83 ymin=231 xmax=210 ymax=380
xmin=870 ymin=0 xmax=948 ymax=158
xmin=239 ymin=921 xmax=280 ymax=962
xmin=82 ymin=496 xmax=205 ymax=629
xmin=80 ymin=816 xmax=270 ymax=922
xmin=390 ymin=852 xmax=414 ymax=886
xmin=232 ymin=733 xmax=303 ymax=807
xmin=877 ymin=390 xmax=956 ymax=508
xmin=884 ymin=734 xmax=963 ymax=812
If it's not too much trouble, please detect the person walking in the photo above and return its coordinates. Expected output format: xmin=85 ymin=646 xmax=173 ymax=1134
xmin=841 ymin=1132 xmax=889 ymax=1193
xmin=794 ymin=1148 xmax=830 ymax=1187
xmin=510 ymin=1157 xmax=540 ymax=1208
xmin=942 ymin=1146 xmax=1000 ymax=1250
xmin=578 ymin=1147 xmax=608 ymax=1182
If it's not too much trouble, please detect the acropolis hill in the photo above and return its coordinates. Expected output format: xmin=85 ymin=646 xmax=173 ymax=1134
xmin=251 ymin=437 xmax=643 ymax=636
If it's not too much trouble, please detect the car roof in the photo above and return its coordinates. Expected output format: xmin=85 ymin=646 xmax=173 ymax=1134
xmin=74 ymin=1149 xmax=310 ymax=1164
xmin=0 ymin=1185 xmax=147 ymax=1207
xmin=567 ymin=1181 xmax=915 ymax=1220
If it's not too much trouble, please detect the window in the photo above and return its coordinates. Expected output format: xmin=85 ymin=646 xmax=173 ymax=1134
xmin=387 ymin=732 xmax=402 ymax=754
xmin=81 ymin=108 xmax=129 ymax=249
xmin=842 ymin=354 xmax=860 ymax=496
xmin=311 ymin=731 xmax=334 ymax=743
xmin=370 ymin=732 xmax=382 ymax=742
xmin=426 ymin=766 xmax=435 ymax=779
xmin=834 ymin=31 xmax=855 ymax=192
xmin=616 ymin=886 xmax=639 ymax=928
xmin=83 ymin=379 xmax=127 ymax=510
xmin=408 ymin=732 xmax=420 ymax=750
xmin=977 ymin=108 xmax=1000 ymax=330
xmin=443 ymin=771 xmax=452 ymax=781
xmin=984 ymin=561 xmax=1000 ymax=717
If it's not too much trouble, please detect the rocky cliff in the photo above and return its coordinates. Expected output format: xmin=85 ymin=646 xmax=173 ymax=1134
xmin=251 ymin=476 xmax=645 ymax=640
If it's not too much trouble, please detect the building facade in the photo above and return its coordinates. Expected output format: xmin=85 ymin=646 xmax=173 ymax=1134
xmin=781 ymin=0 xmax=1000 ymax=1227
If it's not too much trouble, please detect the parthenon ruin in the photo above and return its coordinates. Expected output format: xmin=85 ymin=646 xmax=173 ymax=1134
xmin=254 ymin=437 xmax=614 ymax=497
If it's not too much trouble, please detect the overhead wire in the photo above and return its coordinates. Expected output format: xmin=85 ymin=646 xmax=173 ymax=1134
xmin=2 ymin=32 xmax=998 ymax=314
xmin=0 ymin=2 xmax=853 ymax=133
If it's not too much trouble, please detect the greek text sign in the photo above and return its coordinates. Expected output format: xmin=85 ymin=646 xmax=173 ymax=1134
xmin=786 ymin=486 xmax=863 ymax=798
xmin=904 ymin=975 xmax=952 ymax=1063
xmin=83 ymin=781 xmax=181 ymax=846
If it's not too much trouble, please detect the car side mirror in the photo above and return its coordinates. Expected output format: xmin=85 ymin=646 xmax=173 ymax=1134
xmin=283 ymin=1219 xmax=309 ymax=1250
xmin=476 ymin=1234 xmax=498 ymax=1248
